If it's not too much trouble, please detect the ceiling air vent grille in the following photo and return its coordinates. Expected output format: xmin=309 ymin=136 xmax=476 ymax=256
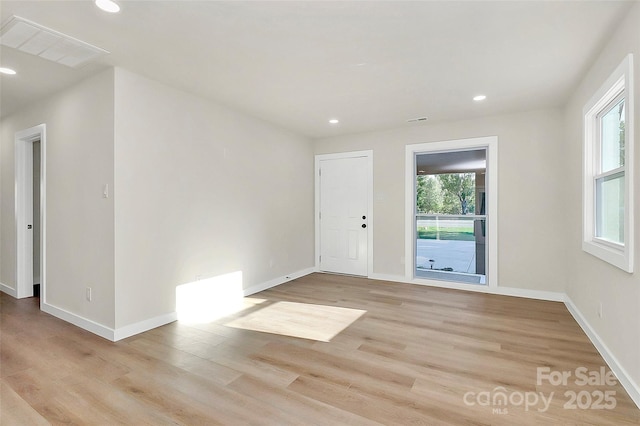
xmin=0 ymin=16 xmax=108 ymax=68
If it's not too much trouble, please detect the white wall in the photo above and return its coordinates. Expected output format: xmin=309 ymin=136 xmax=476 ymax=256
xmin=0 ymin=69 xmax=116 ymax=327
xmin=1 ymin=66 xmax=315 ymax=337
xmin=113 ymin=68 xmax=315 ymax=328
xmin=563 ymin=3 xmax=640 ymax=393
xmin=314 ymin=108 xmax=567 ymax=293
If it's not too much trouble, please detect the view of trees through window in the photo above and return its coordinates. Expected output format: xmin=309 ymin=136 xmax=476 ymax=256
xmin=416 ymin=173 xmax=476 ymax=215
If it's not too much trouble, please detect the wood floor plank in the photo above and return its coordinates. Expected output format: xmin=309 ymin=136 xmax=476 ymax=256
xmin=227 ymin=374 xmax=380 ymax=426
xmin=3 ymin=369 xmax=87 ymax=425
xmin=0 ymin=380 xmax=49 ymax=426
xmin=125 ymin=335 xmax=243 ymax=386
xmin=111 ymin=372 xmax=226 ymax=425
xmin=1 ymin=273 xmax=638 ymax=424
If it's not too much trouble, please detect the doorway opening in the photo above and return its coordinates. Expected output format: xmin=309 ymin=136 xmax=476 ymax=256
xmin=33 ymin=140 xmax=41 ymax=298
xmin=14 ymin=124 xmax=46 ymax=303
xmin=405 ymin=137 xmax=498 ymax=288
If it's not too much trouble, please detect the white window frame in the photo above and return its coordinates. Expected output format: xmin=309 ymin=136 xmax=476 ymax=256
xmin=583 ymin=54 xmax=634 ymax=272
xmin=405 ymin=136 xmax=498 ymax=289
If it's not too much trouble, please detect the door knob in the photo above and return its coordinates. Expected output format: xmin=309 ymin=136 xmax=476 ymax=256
xmin=362 ymin=224 xmax=367 ymax=228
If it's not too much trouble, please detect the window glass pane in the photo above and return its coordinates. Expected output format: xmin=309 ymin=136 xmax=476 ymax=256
xmin=416 ymin=173 xmax=476 ymax=215
xmin=601 ymin=98 xmax=625 ymax=172
xmin=414 ymin=149 xmax=488 ymax=285
xmin=596 ymin=173 xmax=624 ymax=243
xmin=415 ymin=215 xmax=485 ymax=284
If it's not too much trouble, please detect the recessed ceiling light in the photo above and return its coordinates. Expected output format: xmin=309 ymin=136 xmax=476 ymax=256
xmin=95 ymin=0 xmax=120 ymax=13
xmin=329 ymin=119 xmax=339 ymax=124
xmin=473 ymin=95 xmax=487 ymax=102
xmin=0 ymin=67 xmax=17 ymax=75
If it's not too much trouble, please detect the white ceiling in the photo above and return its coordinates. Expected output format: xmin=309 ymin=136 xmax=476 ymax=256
xmin=0 ymin=1 xmax=634 ymax=138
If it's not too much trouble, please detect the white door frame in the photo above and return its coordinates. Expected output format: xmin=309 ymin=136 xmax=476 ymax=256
xmin=405 ymin=136 xmax=498 ymax=289
xmin=15 ymin=124 xmax=47 ymax=303
xmin=315 ymin=150 xmax=373 ymax=277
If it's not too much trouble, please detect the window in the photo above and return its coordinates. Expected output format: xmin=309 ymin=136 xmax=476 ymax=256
xmin=414 ymin=155 xmax=487 ymax=285
xmin=405 ymin=136 xmax=498 ymax=288
xmin=583 ymin=54 xmax=634 ymax=272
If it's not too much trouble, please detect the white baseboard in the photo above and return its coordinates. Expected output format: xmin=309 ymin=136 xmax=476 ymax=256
xmin=41 ymin=301 xmax=115 ymax=341
xmin=368 ymin=273 xmax=411 ymax=284
xmin=491 ymin=286 xmax=564 ymax=302
xmin=42 ymin=302 xmax=177 ymax=342
xmin=115 ymin=266 xmax=317 ymax=340
xmin=243 ymin=266 xmax=317 ymax=296
xmin=0 ymin=282 xmax=17 ymax=298
xmin=368 ymin=273 xmax=564 ymax=301
xmin=30 ymin=267 xmax=315 ymax=343
xmin=113 ymin=311 xmax=177 ymax=341
xmin=38 ymin=267 xmax=317 ymax=342
xmin=564 ymin=295 xmax=640 ymax=409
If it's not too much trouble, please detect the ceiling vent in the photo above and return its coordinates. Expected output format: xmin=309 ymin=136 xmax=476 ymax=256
xmin=0 ymin=16 xmax=108 ymax=68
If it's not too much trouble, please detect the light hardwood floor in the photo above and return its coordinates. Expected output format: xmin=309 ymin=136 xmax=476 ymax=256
xmin=1 ymin=273 xmax=639 ymax=425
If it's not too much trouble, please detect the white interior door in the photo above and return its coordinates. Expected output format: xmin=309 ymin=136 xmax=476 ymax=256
xmin=319 ymin=156 xmax=368 ymax=276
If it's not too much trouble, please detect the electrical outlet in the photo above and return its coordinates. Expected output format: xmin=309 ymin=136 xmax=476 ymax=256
xmin=86 ymin=287 xmax=92 ymax=302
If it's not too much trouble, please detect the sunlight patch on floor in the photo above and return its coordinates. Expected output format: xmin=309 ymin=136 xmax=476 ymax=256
xmin=176 ymin=271 xmax=267 ymax=324
xmin=224 ymin=301 xmax=366 ymax=342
